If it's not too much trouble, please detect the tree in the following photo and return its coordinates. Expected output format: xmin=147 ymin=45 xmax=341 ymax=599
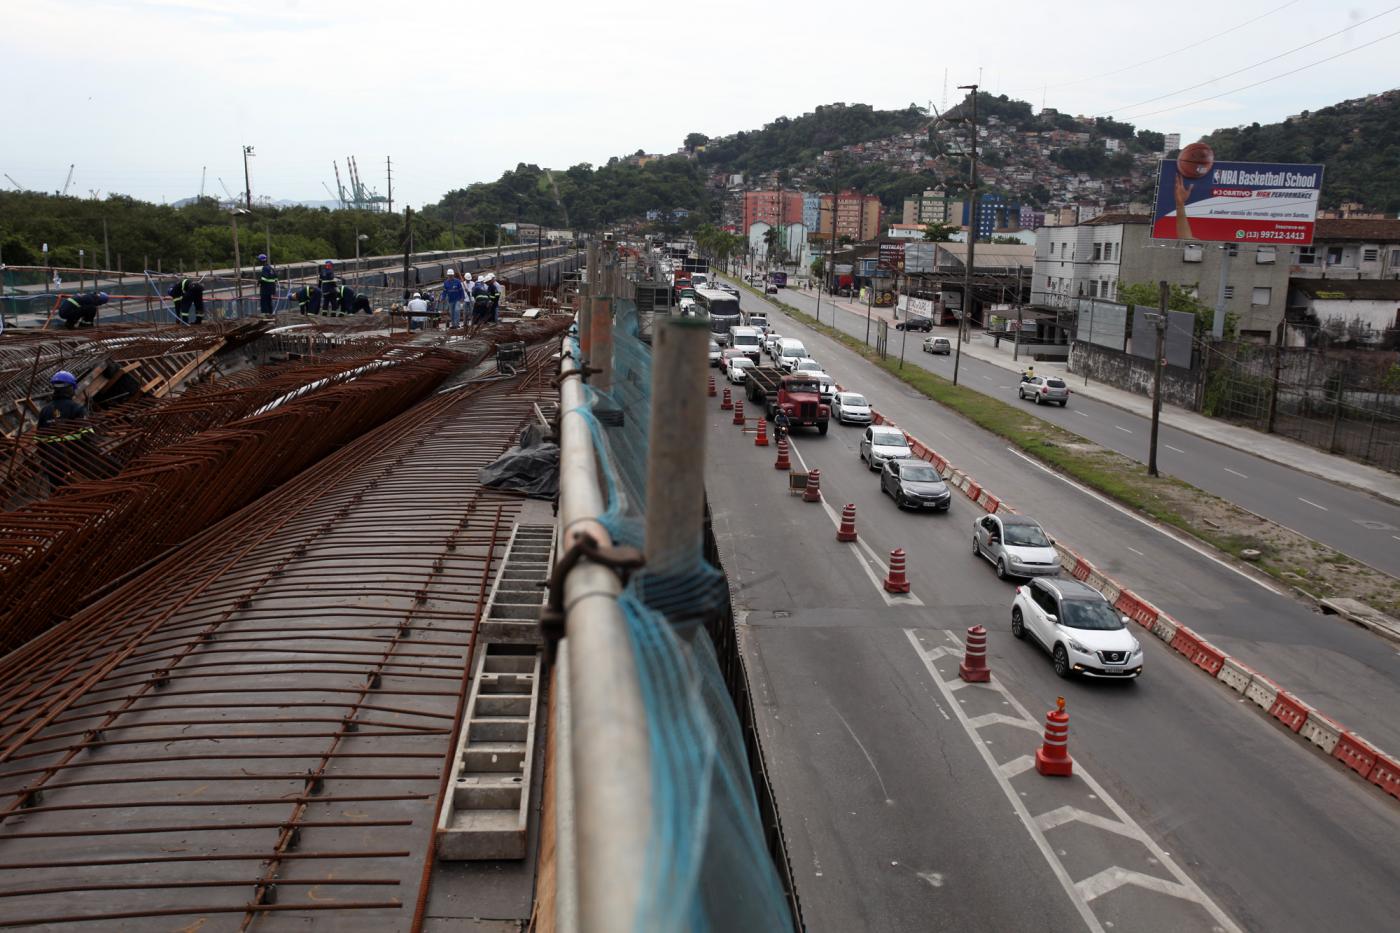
xmin=989 ymin=235 xmax=1024 ymax=245
xmin=923 ymin=221 xmax=957 ymax=242
xmin=1117 ymin=281 xmax=1233 ymax=338
xmin=684 ymin=133 xmax=709 ymax=152
xmin=811 ymin=257 xmax=825 ymax=280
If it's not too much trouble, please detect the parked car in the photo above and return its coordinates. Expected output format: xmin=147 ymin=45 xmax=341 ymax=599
xmin=708 ymin=339 xmax=722 ymax=367
xmin=859 ymin=425 xmax=912 ymax=471
xmin=831 ymin=391 xmax=872 ymax=425
xmin=896 ymin=316 xmax=933 ymax=332
xmin=922 ymin=336 xmax=951 ymax=355
xmin=1019 ymin=375 xmax=1070 ymax=407
xmin=881 ymin=458 xmax=952 ymax=511
xmin=973 ymin=514 xmax=1061 ymax=580
xmin=1012 ymin=577 xmax=1143 ymax=679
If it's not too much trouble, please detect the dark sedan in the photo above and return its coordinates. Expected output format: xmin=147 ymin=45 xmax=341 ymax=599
xmin=880 ymin=458 xmax=953 ymax=511
xmin=895 ymin=316 xmax=933 ymax=332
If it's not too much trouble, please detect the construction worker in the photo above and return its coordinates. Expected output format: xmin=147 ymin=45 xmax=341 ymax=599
xmin=470 ymin=276 xmax=493 ymax=326
xmin=406 ymin=291 xmax=430 ymax=331
xmin=257 ymin=254 xmax=277 ymax=316
xmin=442 ymin=269 xmax=467 ymax=328
xmin=318 ymin=260 xmax=337 ymax=312
xmin=288 ymin=284 xmax=321 ymax=315
xmin=57 ymin=291 xmax=109 ymax=329
xmin=485 ymin=273 xmax=502 ymax=322
xmin=349 ymin=293 xmax=374 ymax=314
xmin=37 ymin=371 xmax=91 ymax=489
xmin=168 ymin=278 xmax=206 ymax=324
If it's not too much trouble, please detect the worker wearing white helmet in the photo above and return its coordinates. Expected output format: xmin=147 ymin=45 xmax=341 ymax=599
xmin=442 ymin=268 xmax=467 ymax=328
xmin=406 ymin=291 xmax=430 ymax=331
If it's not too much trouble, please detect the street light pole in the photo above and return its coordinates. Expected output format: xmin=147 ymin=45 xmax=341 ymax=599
xmin=952 ymin=83 xmax=979 ymax=387
xmin=1148 ymin=280 xmax=1168 ymax=477
xmin=242 ymin=146 xmax=255 ymax=212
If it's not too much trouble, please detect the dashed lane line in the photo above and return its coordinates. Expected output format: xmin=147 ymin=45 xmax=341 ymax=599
xmin=905 ymin=628 xmax=1241 ymax=933
xmin=1298 ymin=497 xmax=1329 ymax=511
xmin=1224 ymin=468 xmax=1248 ymax=479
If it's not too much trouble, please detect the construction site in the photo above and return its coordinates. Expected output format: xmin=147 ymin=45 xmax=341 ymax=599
xmin=0 ymin=238 xmax=795 ymax=932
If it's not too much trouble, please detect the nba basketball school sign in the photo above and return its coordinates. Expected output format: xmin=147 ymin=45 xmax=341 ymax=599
xmin=1150 ymin=142 xmax=1324 ymax=245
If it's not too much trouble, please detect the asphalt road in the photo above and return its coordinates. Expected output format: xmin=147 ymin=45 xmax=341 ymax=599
xmin=718 ymin=290 xmax=1400 ymax=756
xmin=705 ymin=402 xmax=1400 ymax=933
xmin=745 ymin=279 xmax=1400 ymax=578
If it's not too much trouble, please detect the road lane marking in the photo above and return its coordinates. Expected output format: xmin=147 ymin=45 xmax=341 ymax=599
xmin=1003 ymin=447 xmax=1279 ymax=595
xmin=1298 ymin=497 xmax=1328 ymax=511
xmin=1113 ymin=425 xmax=1132 ymax=434
xmin=906 ymin=628 xmax=1241 ymax=933
xmin=1164 ymin=444 xmax=1185 ymax=453
xmin=1075 ymin=411 xmax=1090 ymax=418
xmin=787 ymin=437 xmax=924 ymax=607
xmin=1126 ymin=546 xmax=1145 ymax=556
xmin=1224 ymin=468 xmax=1248 ymax=479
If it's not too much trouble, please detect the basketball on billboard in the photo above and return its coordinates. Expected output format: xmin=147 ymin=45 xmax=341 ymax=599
xmin=1177 ymin=143 xmax=1215 ymax=180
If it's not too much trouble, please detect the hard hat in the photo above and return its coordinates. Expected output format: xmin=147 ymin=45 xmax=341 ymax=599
xmin=463 ymin=273 xmax=473 ymax=282
xmin=446 ymin=269 xmax=455 ymax=276
xmin=324 ymin=260 xmax=333 ymax=266
xmin=51 ymin=371 xmax=77 ymax=387
xmin=413 ymin=292 xmax=422 ymax=299
xmin=257 ymin=253 xmax=268 ymax=262
xmin=287 ymin=290 xmax=300 ymax=300
xmin=96 ymin=292 xmax=109 ymax=303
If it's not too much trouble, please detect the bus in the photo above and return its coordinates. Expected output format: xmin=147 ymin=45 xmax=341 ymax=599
xmin=695 ymin=286 xmax=742 ymax=344
xmin=769 ymin=270 xmax=787 ymax=288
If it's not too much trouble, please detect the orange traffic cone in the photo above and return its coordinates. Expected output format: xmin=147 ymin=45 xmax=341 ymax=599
xmin=774 ymin=438 xmax=791 ymax=471
xmin=708 ymin=375 xmax=717 ymax=397
xmin=802 ymin=468 xmax=822 ymax=503
xmin=1035 ymin=697 xmax=1073 ymax=777
xmin=836 ymin=503 xmax=858 ymax=542
xmin=883 ymin=547 xmax=910 ymax=593
xmin=721 ymin=388 xmax=733 ymax=411
xmin=755 ymin=418 xmax=769 ymax=446
xmin=733 ymin=398 xmax=745 ymax=426
xmin=959 ymin=625 xmax=991 ymax=683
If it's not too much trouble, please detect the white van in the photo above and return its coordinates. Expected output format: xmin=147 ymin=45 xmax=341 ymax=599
xmin=729 ymin=326 xmax=764 ymax=362
xmin=776 ymin=338 xmax=809 ymax=372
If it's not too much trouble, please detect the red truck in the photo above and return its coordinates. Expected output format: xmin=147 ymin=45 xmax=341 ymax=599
xmin=745 ymin=367 xmax=830 ymax=435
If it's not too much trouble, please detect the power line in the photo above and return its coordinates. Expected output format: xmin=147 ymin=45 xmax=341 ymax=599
xmin=1107 ymin=4 xmax=1400 ymax=117
xmin=1117 ymin=26 xmax=1400 ymax=120
xmin=1015 ymin=0 xmax=1302 ymax=96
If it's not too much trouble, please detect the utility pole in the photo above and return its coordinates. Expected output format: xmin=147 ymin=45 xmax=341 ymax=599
xmin=386 ymin=157 xmax=393 ymax=214
xmin=242 ymin=146 xmax=255 ymax=212
xmin=1148 ymin=280 xmax=1168 ymax=477
xmin=102 ymin=217 xmax=111 ymax=270
xmin=952 ymin=83 xmax=979 ymax=387
xmin=1014 ymin=263 xmax=1024 ymax=362
xmin=402 ymin=207 xmax=413 ymax=301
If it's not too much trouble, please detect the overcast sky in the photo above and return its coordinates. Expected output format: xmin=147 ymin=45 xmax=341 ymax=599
xmin=2 ymin=0 xmax=1395 ymax=209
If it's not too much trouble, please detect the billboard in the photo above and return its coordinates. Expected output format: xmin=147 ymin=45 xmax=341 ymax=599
xmin=1150 ymin=147 xmax=1323 ymax=245
xmin=879 ymin=241 xmax=905 ymax=270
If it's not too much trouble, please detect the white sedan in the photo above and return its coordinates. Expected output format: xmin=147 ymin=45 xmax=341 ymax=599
xmin=831 ymin=391 xmax=872 ymax=424
xmin=725 ymin=356 xmax=756 ymax=384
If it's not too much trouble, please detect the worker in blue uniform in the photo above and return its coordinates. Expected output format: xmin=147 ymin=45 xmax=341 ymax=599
xmin=37 ymin=371 xmax=92 ymax=489
xmin=318 ymin=260 xmax=338 ymax=312
xmin=288 ymin=284 xmax=321 ymax=315
xmin=258 ymin=254 xmax=278 ymax=316
xmin=168 ymin=278 xmax=206 ymax=324
xmin=57 ymin=291 xmax=109 ymax=329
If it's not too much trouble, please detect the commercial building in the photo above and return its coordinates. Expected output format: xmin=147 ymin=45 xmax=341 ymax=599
xmin=818 ymin=191 xmax=883 ymax=242
xmin=742 ymin=191 xmax=805 ymax=234
xmin=901 ymin=187 xmax=961 ymax=226
xmin=802 ymin=193 xmax=822 ymax=234
xmin=1032 ymin=213 xmax=1293 ymax=342
xmin=961 ymin=193 xmax=1020 ymax=240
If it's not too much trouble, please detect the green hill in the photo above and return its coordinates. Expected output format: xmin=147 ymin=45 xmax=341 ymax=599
xmin=1202 ymin=89 xmax=1400 ymax=212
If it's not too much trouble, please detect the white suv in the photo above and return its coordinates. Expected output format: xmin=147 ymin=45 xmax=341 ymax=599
xmin=1011 ymin=578 xmax=1143 ymax=679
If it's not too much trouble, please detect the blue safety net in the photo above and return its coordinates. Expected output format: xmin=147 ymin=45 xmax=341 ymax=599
xmin=565 ymin=298 xmax=793 ymax=932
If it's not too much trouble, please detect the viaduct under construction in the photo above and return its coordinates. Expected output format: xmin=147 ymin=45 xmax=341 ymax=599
xmin=0 ymin=239 xmax=798 ymax=931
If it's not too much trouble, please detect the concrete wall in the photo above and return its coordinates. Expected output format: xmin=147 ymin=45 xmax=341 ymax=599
xmin=1069 ymin=339 xmax=1200 ymax=409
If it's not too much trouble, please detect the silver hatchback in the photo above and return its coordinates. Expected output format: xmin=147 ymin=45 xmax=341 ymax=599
xmin=973 ymin=513 xmax=1062 ymax=579
xmin=1019 ymin=375 xmax=1070 ymax=407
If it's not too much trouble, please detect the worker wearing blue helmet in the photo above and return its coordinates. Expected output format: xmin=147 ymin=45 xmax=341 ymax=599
xmin=257 ymin=253 xmax=277 ymax=316
xmin=57 ymin=291 xmax=110 ymax=329
xmin=37 ymin=371 xmax=93 ymax=488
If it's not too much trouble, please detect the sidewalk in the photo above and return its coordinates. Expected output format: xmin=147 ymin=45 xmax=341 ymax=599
xmin=792 ymin=286 xmax=1400 ymax=506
